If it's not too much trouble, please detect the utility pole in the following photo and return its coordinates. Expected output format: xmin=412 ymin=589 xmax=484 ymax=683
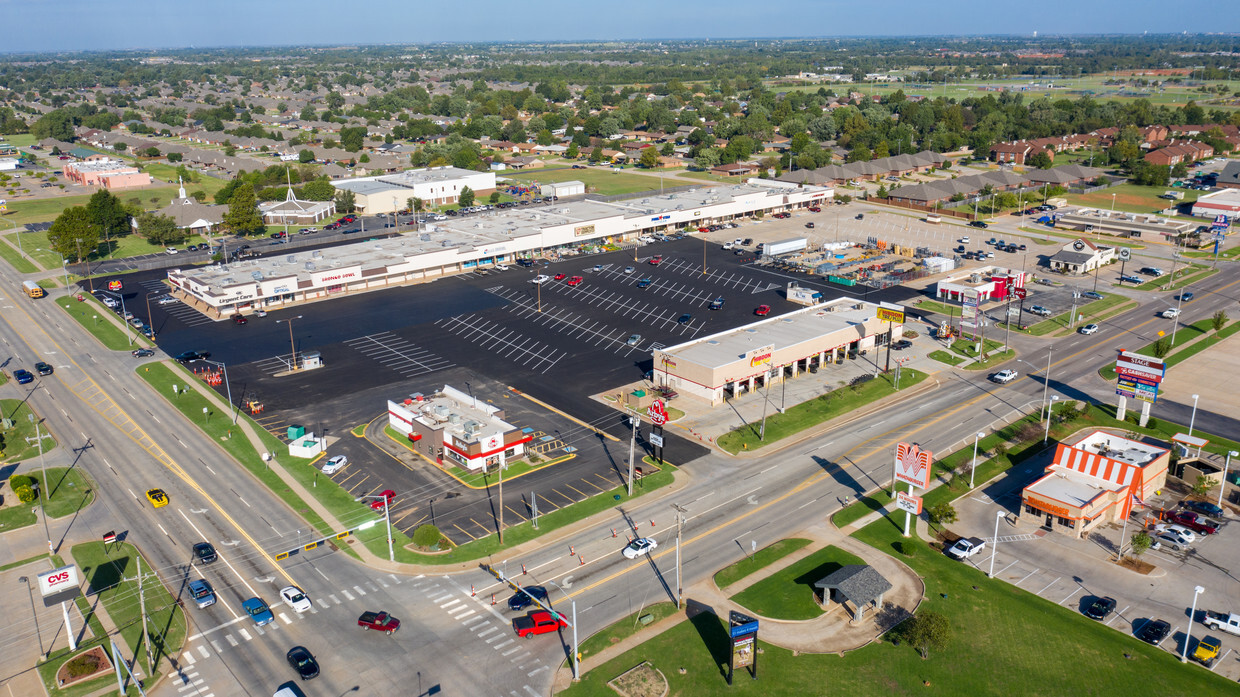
xmin=138 ymin=556 xmax=152 ymax=674
xmin=627 ymin=415 xmax=638 ymax=497
xmin=531 ymin=490 xmax=538 ymax=529
xmin=671 ymin=504 xmax=687 ymax=609
xmin=497 ymin=461 xmax=504 ymax=544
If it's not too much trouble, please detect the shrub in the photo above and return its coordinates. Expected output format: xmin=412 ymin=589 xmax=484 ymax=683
xmin=895 ymin=541 xmax=916 ymax=557
xmin=412 ymin=524 xmax=442 ymax=549
xmin=13 ymin=485 xmax=36 ymax=504
xmin=9 ymin=474 xmax=35 ymax=490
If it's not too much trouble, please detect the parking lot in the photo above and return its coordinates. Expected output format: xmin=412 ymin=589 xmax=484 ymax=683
xmin=948 ymin=454 xmax=1240 ymax=680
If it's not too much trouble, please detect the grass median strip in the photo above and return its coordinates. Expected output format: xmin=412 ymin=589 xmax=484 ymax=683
xmin=0 ymin=235 xmax=39 ymax=273
xmin=57 ymin=292 xmax=150 ymax=352
xmin=927 ymin=350 xmax=964 ymax=367
xmin=729 ymin=544 xmax=865 ymax=620
xmin=717 ymin=369 xmax=927 ymax=454
xmin=714 ymin=538 xmax=811 ymax=589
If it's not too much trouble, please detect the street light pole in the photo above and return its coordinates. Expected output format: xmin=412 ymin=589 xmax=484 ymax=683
xmin=26 ymin=413 xmax=53 ymax=554
xmin=200 ymin=359 xmax=237 ymax=423
xmin=1043 ymin=396 xmax=1059 ymax=444
xmin=671 ymin=503 xmax=687 ymax=609
xmin=1220 ymin=451 xmax=1238 ymax=509
xmin=355 ymin=494 xmax=395 ymax=562
xmin=988 ymin=510 xmax=1005 ymax=578
xmin=970 ymin=432 xmax=985 ymax=489
xmin=1187 ymin=393 xmax=1199 ymax=436
xmin=1182 ymin=585 xmax=1205 ymax=662
xmin=545 ymin=581 xmax=579 ymax=682
xmin=1040 ymin=344 xmax=1053 ymax=423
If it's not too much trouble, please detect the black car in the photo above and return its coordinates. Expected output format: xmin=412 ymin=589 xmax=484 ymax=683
xmin=131 ymin=348 xmax=155 ymax=358
xmin=892 ymin=340 xmax=913 ymax=350
xmin=1181 ymin=500 xmax=1225 ymax=518
xmin=1136 ymin=619 xmax=1171 ymax=645
xmin=677 ymin=313 xmax=692 ymax=324
xmin=193 ymin=542 xmax=217 ymax=564
xmin=970 ymin=220 xmax=989 ymax=229
xmin=174 ymin=351 xmax=210 ymax=363
xmin=286 ymin=646 xmax=319 ymax=680
xmin=1084 ymin=596 xmax=1117 ymax=620
xmin=34 ymin=362 xmax=53 ymax=376
xmin=507 ymin=585 xmax=548 ymax=611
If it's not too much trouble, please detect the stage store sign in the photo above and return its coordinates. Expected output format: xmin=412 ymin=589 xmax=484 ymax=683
xmin=1114 ymin=350 xmax=1164 ymax=403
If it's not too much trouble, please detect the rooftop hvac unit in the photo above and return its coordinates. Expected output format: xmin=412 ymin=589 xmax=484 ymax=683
xmin=250 ymin=271 xmax=264 ymax=281
xmin=420 ymin=234 xmax=431 ymax=241
xmin=431 ymin=405 xmax=449 ymax=420
xmin=312 ymin=250 xmax=322 ymax=258
xmin=853 ymin=303 xmax=864 ymax=311
xmin=463 ymin=421 xmax=482 ymax=436
xmin=970 ymin=273 xmax=982 ymax=283
xmin=447 ymin=413 xmax=462 ymax=425
xmin=304 ymin=261 xmax=316 ymax=271
xmin=286 ymin=255 xmax=296 ymax=263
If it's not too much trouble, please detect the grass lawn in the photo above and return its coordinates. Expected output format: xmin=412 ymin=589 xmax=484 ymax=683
xmin=716 ymin=369 xmax=928 ymax=454
xmin=577 ymin=602 xmax=680 ymax=663
xmin=0 ymin=398 xmax=58 ymax=463
xmin=1066 ymin=182 xmax=1203 ymax=215
xmin=729 ymin=545 xmax=865 ymax=620
xmin=927 ymin=349 xmax=965 ymax=367
xmin=1165 ymin=320 xmax=1240 ymax=368
xmin=56 ymin=292 xmax=150 ymax=351
xmin=0 ymin=467 xmax=96 ymax=533
xmin=0 ymin=234 xmax=39 ymax=273
xmin=71 ymin=541 xmax=185 ymax=677
xmin=912 ymin=299 xmax=960 ymax=317
xmin=946 ymin=336 xmax=1014 ymax=369
xmin=2 ymin=183 xmax=193 ymax=226
xmin=505 ymin=167 xmax=667 ymax=196
xmin=713 ymin=538 xmax=812 ymax=589
xmin=678 ymin=170 xmax=737 ymax=184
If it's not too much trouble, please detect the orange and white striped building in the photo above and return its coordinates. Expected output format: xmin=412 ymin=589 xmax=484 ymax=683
xmin=1020 ymin=431 xmax=1169 ymax=539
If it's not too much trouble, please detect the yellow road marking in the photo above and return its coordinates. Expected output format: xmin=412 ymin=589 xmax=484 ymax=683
xmin=454 ymin=523 xmax=477 ymax=540
xmin=511 ymin=389 xmax=619 ymax=442
xmin=505 ymin=504 xmax=528 ymax=521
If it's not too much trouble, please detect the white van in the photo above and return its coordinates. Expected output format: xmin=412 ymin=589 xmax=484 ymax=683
xmin=273 ymin=683 xmax=307 ymax=697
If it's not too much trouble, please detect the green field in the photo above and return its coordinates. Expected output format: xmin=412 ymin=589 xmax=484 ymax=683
xmin=57 ymin=292 xmax=151 ymax=351
xmin=729 ymin=545 xmax=865 ymax=620
xmin=0 ymin=234 xmax=39 ymax=272
xmin=0 ymin=398 xmax=58 ymax=463
xmin=505 ymin=167 xmax=672 ymax=196
xmin=1066 ymin=182 xmax=1201 ymax=216
xmin=714 ymin=538 xmax=812 ymax=589
xmin=0 ymin=467 xmax=93 ymax=532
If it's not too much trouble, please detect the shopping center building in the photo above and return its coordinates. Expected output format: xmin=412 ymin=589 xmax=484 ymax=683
xmin=167 ymin=181 xmax=834 ymax=317
xmin=1019 ymin=431 xmax=1169 ymax=539
xmin=651 ymin=298 xmax=901 ymax=405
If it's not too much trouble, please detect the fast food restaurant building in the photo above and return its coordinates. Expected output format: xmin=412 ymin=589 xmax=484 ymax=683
xmin=1019 ymin=431 xmax=1169 ymax=539
xmin=652 ymin=298 xmax=902 ymax=405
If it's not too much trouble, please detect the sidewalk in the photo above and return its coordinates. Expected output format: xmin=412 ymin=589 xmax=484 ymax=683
xmin=551 ymin=520 xmax=925 ymax=693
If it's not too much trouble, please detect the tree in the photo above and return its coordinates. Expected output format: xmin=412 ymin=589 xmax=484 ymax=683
xmin=846 ymin=145 xmax=871 ymax=163
xmin=927 ymin=503 xmax=957 ymax=527
xmin=339 ymin=126 xmax=367 ymax=152
xmin=335 ymin=189 xmax=357 ymax=214
xmin=566 ymin=142 xmax=579 ymax=159
xmin=167 ymin=152 xmax=183 ymax=163
xmin=409 ymin=197 xmax=424 ymax=213
xmin=298 ymin=149 xmax=315 ymax=163
xmin=47 ymin=206 xmax=100 ymax=263
xmin=589 ymin=146 xmax=605 ymax=163
xmin=489 ymin=191 xmax=500 ymax=204
xmin=1027 ymin=150 xmax=1053 ymax=169
xmin=85 ymin=189 xmax=131 ymax=243
xmin=639 ymin=147 xmax=660 ymax=168
xmin=1212 ymin=310 xmax=1228 ymax=332
xmin=1129 ymin=531 xmax=1152 ymax=558
xmin=301 ymin=179 xmax=335 ymax=201
xmin=412 ymin=524 xmax=442 ymax=549
xmin=1191 ymin=475 xmax=1217 ymax=498
xmin=136 ymin=211 xmax=184 ymax=245
xmin=1152 ymin=337 xmax=1171 ymax=358
xmin=223 ymin=182 xmax=265 ymax=236
xmin=31 ymin=110 xmax=74 ymax=141
xmin=114 ymin=142 xmax=128 ymax=152
xmin=900 ymin=611 xmax=951 ymax=659
xmin=458 ymin=186 xmax=475 ymax=208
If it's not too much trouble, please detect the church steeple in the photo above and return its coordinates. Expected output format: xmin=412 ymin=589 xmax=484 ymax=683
xmin=178 ymin=176 xmax=187 ymax=202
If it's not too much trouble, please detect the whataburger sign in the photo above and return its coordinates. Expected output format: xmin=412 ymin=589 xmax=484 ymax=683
xmin=894 ymin=442 xmax=933 ymax=489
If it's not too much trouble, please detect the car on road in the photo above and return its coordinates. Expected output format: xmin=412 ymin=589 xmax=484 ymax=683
xmin=286 ymin=646 xmax=319 ymax=680
xmin=624 ymin=266 xmax=635 ymax=274
xmin=1161 ymin=308 xmax=1180 ymax=319
xmin=1181 ymin=500 xmax=1225 ymax=518
xmin=1084 ymin=596 xmax=1117 ymax=620
xmin=1180 ymin=291 xmax=1194 ymax=302
xmin=1079 ymin=324 xmax=1099 ymax=335
xmin=1167 ymin=510 xmax=1219 ymax=535
xmin=755 ymin=305 xmax=771 ymax=316
xmin=677 ymin=313 xmax=692 ymax=324
xmin=626 ymin=334 xmax=641 ymax=346
xmin=990 ymin=369 xmax=1018 ymax=384
xmin=370 ymin=489 xmax=396 ymax=512
xmin=622 ymin=537 xmax=658 ymax=559
xmin=709 ymin=297 xmax=725 ymax=310
xmin=35 ymin=362 xmax=53 ymax=375
xmin=1136 ymin=619 xmax=1171 ymax=644
xmin=649 ymin=255 xmax=663 ymax=265
xmin=358 ymin=610 xmax=400 ymax=633
xmin=13 ymin=369 xmax=34 ymax=384
xmin=174 ymin=351 xmax=210 ymax=363
xmin=242 ymin=597 xmax=275 ymax=626
xmin=145 ymin=488 xmax=169 ymax=508
xmin=321 ymin=455 xmax=348 ymax=474
xmin=566 ymin=275 xmax=583 ymax=286
xmin=131 ymin=348 xmax=155 ymax=358
xmin=636 ymin=278 xmax=653 ymax=288
xmin=188 ymin=579 xmax=216 ymax=609
xmin=193 ymin=542 xmax=217 ymax=564
xmin=531 ymin=275 xmax=550 ymax=284
xmin=553 ymin=273 xmax=566 ymax=281
xmin=512 ymin=609 xmax=567 ymax=638
xmin=507 ymin=585 xmax=549 ymax=611
xmin=280 ymin=585 xmax=313 ymax=613
xmin=1081 ymin=291 xmax=1104 ymax=300
xmin=969 ymin=220 xmax=989 ymax=229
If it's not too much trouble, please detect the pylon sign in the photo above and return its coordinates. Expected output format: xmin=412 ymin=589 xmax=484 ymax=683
xmin=647 ymin=399 xmax=668 ymax=426
xmin=894 ymin=442 xmax=932 ymax=489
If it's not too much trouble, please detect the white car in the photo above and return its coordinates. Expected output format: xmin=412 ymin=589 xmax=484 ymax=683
xmin=1161 ymin=308 xmax=1180 ymax=319
xmin=1153 ymin=523 xmax=1196 ymax=544
xmin=1079 ymin=324 xmax=1099 ymax=335
xmin=494 ymin=264 xmax=509 ymax=272
xmin=531 ymin=275 xmax=551 ymax=284
xmin=622 ymin=537 xmax=658 ymax=559
xmin=990 ymin=369 xmax=1018 ymax=384
xmin=254 ymin=309 xmax=267 ymax=317
xmin=624 ymin=266 xmax=635 ymax=274
xmin=321 ymin=455 xmax=348 ymax=475
xmin=165 ymin=247 xmax=178 ymax=254
xmin=157 ymin=296 xmax=178 ymax=305
xmin=958 ymin=236 xmax=970 ymax=244
xmin=279 ymin=585 xmax=312 ymax=613
xmin=722 ymin=242 xmax=734 ymax=250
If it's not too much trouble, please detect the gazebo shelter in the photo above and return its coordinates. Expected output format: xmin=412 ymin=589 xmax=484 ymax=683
xmin=813 ymin=565 xmax=893 ymax=623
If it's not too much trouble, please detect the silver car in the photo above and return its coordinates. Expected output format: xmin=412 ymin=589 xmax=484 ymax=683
xmin=321 ymin=455 xmax=348 ymax=474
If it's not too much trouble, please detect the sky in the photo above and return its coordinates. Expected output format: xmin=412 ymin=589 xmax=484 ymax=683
xmin=1 ymin=0 xmax=1234 ymax=53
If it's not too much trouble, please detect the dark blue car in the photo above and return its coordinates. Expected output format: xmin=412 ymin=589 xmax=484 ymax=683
xmin=507 ymin=585 xmax=548 ymax=611
xmin=14 ymin=369 xmax=34 ymax=384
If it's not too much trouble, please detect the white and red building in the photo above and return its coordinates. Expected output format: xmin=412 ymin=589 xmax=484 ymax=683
xmin=933 ymin=266 xmax=1027 ymax=304
xmin=387 ymin=386 xmax=532 ymax=472
xmin=1020 ymin=431 xmax=1170 ymax=539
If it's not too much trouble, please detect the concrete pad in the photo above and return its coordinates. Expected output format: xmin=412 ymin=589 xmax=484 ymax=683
xmin=1156 ymin=331 xmax=1240 ymax=419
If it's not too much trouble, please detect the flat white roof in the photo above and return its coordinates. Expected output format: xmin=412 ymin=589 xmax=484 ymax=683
xmin=1069 ymin=430 xmax=1166 ymax=467
xmin=1026 ymin=467 xmax=1117 ymax=508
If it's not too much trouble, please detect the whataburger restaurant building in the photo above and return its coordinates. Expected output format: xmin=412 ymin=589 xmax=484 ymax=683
xmin=652 ymin=298 xmax=901 ymax=405
xmin=167 ymin=182 xmax=834 ymax=318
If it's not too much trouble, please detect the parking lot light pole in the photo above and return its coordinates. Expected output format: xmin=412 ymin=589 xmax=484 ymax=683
xmin=988 ymin=510 xmax=1005 ymax=578
xmin=970 ymin=432 xmax=985 ymax=489
xmin=356 ymin=494 xmax=395 ymax=562
xmin=1182 ymin=585 xmax=1205 ymax=662
xmin=1040 ymin=345 xmax=1054 ymax=424
xmin=1043 ymin=396 xmax=1059 ymax=444
xmin=275 ymin=315 xmax=303 ymax=370
xmin=199 ymin=359 xmax=236 ymax=423
xmin=545 ymin=581 xmax=579 ymax=682
xmin=1187 ymin=393 xmax=1200 ymax=436
xmin=1220 ymin=451 xmax=1238 ymax=509
xmin=99 ymin=289 xmax=135 ymax=345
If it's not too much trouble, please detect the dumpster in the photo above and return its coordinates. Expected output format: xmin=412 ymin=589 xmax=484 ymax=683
xmin=287 ymin=425 xmax=305 ymax=440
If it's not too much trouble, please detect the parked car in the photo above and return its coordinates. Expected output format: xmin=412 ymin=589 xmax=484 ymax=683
xmin=677 ymin=313 xmax=692 ymax=324
xmin=565 ymin=275 xmax=583 ymax=286
xmin=531 ymin=275 xmax=550 ymax=284
xmin=709 ymin=297 xmax=725 ymax=310
xmin=1119 ymin=275 xmax=1143 ymax=284
xmin=626 ymin=334 xmax=641 ymax=346
xmin=754 ymin=305 xmax=771 ymax=316
xmin=321 ymin=455 xmax=348 ymax=474
xmin=1181 ymin=500 xmax=1225 ymax=518
xmin=892 ymin=339 xmax=913 ymax=350
xmin=636 ymin=278 xmax=653 ymax=288
xmin=1084 ymin=596 xmax=1117 ymax=620
xmin=369 ymin=489 xmax=395 ymax=512
xmin=1136 ymin=619 xmax=1171 ymax=645
xmin=623 ymin=266 xmax=635 ymax=274
xmin=1167 ymin=510 xmax=1219 ymax=535
xmin=1081 ymin=291 xmax=1104 ymax=300
xmin=232 ymin=314 xmax=248 ymax=325
xmin=649 ymin=255 xmax=663 ymax=265
xmin=1029 ymin=305 xmax=1052 ymax=317
xmin=1153 ymin=523 xmax=1196 ymax=544
xmin=1151 ymin=530 xmax=1190 ymax=550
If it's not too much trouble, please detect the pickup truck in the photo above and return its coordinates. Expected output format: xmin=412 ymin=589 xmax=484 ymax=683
xmin=358 ymin=610 xmax=401 ymax=634
xmin=946 ymin=537 xmax=986 ymax=560
xmin=1202 ymin=611 xmax=1240 ymax=636
xmin=512 ymin=610 xmax=567 ymax=638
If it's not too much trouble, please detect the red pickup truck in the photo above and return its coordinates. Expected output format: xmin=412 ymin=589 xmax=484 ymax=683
xmin=358 ymin=610 xmax=401 ymax=634
xmin=512 ymin=610 xmax=567 ymax=638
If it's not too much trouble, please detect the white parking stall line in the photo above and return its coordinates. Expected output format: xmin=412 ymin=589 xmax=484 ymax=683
xmin=1106 ymin=605 xmax=1129 ymax=626
xmin=1014 ymin=568 xmax=1040 ymax=586
xmin=476 ymin=625 xmax=500 ymax=637
xmin=1058 ymin=587 xmax=1083 ymax=605
xmin=341 ymin=589 xmax=355 ymax=601
xmin=502 ymin=645 xmax=523 ymax=656
xmin=1034 ymin=577 xmax=1062 ymax=596
xmin=486 ymin=634 xmax=508 ymax=645
xmin=453 ymin=608 xmax=477 ymax=620
xmin=440 ymin=598 xmax=462 ymax=609
xmin=995 ymin=559 xmax=1019 ymax=576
